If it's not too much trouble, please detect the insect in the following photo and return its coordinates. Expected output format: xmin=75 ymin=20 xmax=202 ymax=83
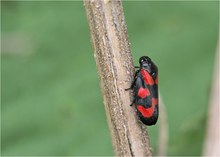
xmin=126 ymin=56 xmax=158 ymax=125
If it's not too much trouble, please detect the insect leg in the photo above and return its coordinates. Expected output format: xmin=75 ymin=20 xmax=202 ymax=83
xmin=130 ymin=99 xmax=135 ymax=106
xmin=125 ymin=70 xmax=139 ymax=91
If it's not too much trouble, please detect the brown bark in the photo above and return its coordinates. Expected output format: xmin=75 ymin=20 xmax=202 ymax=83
xmin=84 ymin=0 xmax=152 ymax=156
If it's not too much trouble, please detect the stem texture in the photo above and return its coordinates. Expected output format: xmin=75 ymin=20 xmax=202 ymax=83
xmin=84 ymin=0 xmax=152 ymax=156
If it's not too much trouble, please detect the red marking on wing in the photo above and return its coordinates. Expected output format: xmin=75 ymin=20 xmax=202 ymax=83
xmin=138 ymin=87 xmax=150 ymax=98
xmin=137 ymin=98 xmax=158 ymax=118
xmin=141 ymin=69 xmax=154 ymax=85
xmin=155 ymin=76 xmax=158 ymax=84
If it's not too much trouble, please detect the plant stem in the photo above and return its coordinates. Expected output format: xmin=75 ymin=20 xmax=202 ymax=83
xmin=84 ymin=0 xmax=152 ymax=156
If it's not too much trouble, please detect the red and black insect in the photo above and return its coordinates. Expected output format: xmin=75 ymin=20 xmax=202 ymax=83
xmin=126 ymin=56 xmax=158 ymax=125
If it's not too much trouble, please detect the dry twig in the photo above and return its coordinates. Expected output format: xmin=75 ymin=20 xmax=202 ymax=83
xmin=84 ymin=0 xmax=152 ymax=156
xmin=203 ymin=41 xmax=219 ymax=156
xmin=157 ymin=95 xmax=169 ymax=156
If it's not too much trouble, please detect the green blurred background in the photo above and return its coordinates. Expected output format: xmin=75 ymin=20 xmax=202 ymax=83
xmin=1 ymin=1 xmax=218 ymax=156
